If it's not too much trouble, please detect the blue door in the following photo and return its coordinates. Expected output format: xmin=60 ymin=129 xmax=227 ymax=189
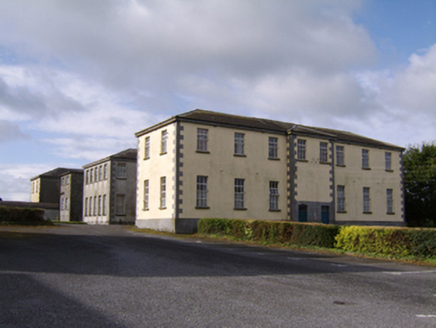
xmin=321 ymin=206 xmax=329 ymax=224
xmin=298 ymin=205 xmax=308 ymax=222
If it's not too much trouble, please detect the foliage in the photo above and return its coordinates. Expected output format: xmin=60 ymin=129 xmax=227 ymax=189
xmin=0 ymin=206 xmax=53 ymax=226
xmin=403 ymin=142 xmax=436 ymax=227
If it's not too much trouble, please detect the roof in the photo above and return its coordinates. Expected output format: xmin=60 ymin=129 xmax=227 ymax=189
xmin=59 ymin=168 xmax=84 ymax=177
xmin=30 ymin=167 xmax=75 ymax=181
xmin=135 ymin=109 xmax=404 ymax=150
xmin=83 ymin=148 xmax=137 ymax=169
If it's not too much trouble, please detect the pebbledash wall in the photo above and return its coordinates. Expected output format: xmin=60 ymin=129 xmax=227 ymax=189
xmin=135 ymin=110 xmax=405 ymax=234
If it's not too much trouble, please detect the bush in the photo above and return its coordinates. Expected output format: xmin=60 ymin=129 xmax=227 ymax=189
xmin=0 ymin=206 xmax=52 ymax=226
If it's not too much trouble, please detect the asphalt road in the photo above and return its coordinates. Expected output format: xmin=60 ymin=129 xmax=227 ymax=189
xmin=0 ymin=224 xmax=435 ymax=328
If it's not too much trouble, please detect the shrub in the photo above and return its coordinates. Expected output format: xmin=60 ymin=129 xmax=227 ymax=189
xmin=0 ymin=206 xmax=52 ymax=226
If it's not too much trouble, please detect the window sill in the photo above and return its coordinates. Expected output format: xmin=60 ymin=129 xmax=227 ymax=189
xmin=297 ymin=159 xmax=308 ymax=162
xmin=319 ymin=161 xmax=331 ymax=165
xmin=362 ymin=167 xmax=371 ymax=170
xmin=234 ymin=208 xmax=247 ymax=211
xmin=336 ymin=164 xmax=346 ymax=167
xmin=196 ymin=150 xmax=210 ymax=154
xmin=159 ymin=207 xmax=167 ymax=210
xmin=363 ymin=211 xmax=372 ymax=215
xmin=143 ymin=208 xmax=149 ymax=211
xmin=160 ymin=152 xmax=167 ymax=156
xmin=234 ymin=154 xmax=246 ymax=157
xmin=115 ymin=213 xmax=126 ymax=216
xmin=387 ymin=212 xmax=395 ymax=215
xmin=385 ymin=169 xmax=394 ymax=173
xmin=144 ymin=157 xmax=150 ymax=160
xmin=268 ymin=157 xmax=280 ymax=161
xmin=337 ymin=210 xmax=347 ymax=213
xmin=269 ymin=209 xmax=281 ymax=212
xmin=195 ymin=206 xmax=210 ymax=210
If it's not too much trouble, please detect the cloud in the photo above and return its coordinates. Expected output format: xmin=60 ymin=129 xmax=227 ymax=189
xmin=0 ymin=120 xmax=29 ymax=142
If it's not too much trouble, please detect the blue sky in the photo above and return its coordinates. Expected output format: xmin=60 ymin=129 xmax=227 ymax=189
xmin=0 ymin=0 xmax=435 ymax=201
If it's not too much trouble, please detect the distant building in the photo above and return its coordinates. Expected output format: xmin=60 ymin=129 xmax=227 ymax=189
xmin=30 ymin=168 xmax=74 ymax=204
xmin=59 ymin=169 xmax=84 ymax=222
xmin=135 ymin=109 xmax=405 ymax=233
xmin=82 ymin=149 xmax=137 ymax=225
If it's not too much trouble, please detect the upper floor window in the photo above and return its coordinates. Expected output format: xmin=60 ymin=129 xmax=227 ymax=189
xmin=61 ymin=177 xmax=65 ymax=186
xmin=196 ymin=176 xmax=208 ymax=208
xmin=104 ymin=164 xmax=108 ymax=180
xmin=269 ymin=181 xmax=279 ymax=211
xmin=320 ymin=142 xmax=328 ymax=163
xmin=116 ymin=194 xmax=125 ymax=215
xmin=336 ymin=146 xmax=345 ymax=166
xmin=234 ymin=133 xmax=245 ymax=155
xmin=297 ymin=139 xmax=306 ymax=160
xmin=363 ymin=187 xmax=371 ymax=213
xmin=197 ymin=128 xmax=208 ymax=152
xmin=116 ymin=163 xmax=126 ymax=179
xmin=90 ymin=169 xmax=93 ymax=183
xmin=234 ymin=178 xmax=245 ymax=209
xmin=337 ymin=185 xmax=345 ymax=212
xmin=268 ymin=137 xmax=278 ymax=159
xmin=99 ymin=166 xmax=103 ymax=181
xmin=145 ymin=136 xmax=151 ymax=159
xmin=362 ymin=149 xmax=370 ymax=169
xmin=385 ymin=152 xmax=392 ymax=171
xmin=161 ymin=130 xmax=168 ymax=154
xmin=66 ymin=176 xmax=69 ymax=185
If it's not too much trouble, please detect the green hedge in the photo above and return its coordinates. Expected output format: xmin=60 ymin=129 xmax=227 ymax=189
xmin=198 ymin=218 xmax=338 ymax=248
xmin=198 ymin=218 xmax=436 ymax=260
xmin=0 ymin=206 xmax=52 ymax=226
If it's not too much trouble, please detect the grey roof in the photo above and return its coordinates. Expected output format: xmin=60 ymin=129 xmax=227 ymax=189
xmin=31 ymin=167 xmax=75 ymax=181
xmin=136 ymin=109 xmax=404 ymax=150
xmin=59 ymin=168 xmax=84 ymax=177
xmin=83 ymin=148 xmax=137 ymax=169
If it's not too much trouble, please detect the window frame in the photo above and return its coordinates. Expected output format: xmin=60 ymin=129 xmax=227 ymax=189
xmin=320 ymin=142 xmax=328 ymax=163
xmin=363 ymin=187 xmax=371 ymax=213
xmin=297 ymin=139 xmax=306 ymax=161
xmin=362 ymin=149 xmax=370 ymax=169
xmin=145 ymin=136 xmax=151 ymax=159
xmin=197 ymin=128 xmax=209 ymax=152
xmin=160 ymin=177 xmax=166 ymax=209
xmin=336 ymin=145 xmax=345 ymax=166
xmin=196 ymin=176 xmax=209 ymax=208
xmin=144 ymin=180 xmax=149 ymax=210
xmin=116 ymin=163 xmax=127 ymax=179
xmin=234 ymin=178 xmax=245 ymax=210
xmin=385 ymin=152 xmax=392 ymax=171
xmin=161 ymin=130 xmax=168 ymax=154
xmin=234 ymin=133 xmax=245 ymax=156
xmin=337 ymin=185 xmax=345 ymax=212
xmin=268 ymin=137 xmax=278 ymax=159
xmin=386 ymin=188 xmax=394 ymax=214
xmin=116 ymin=194 xmax=126 ymax=215
xmin=269 ymin=181 xmax=279 ymax=211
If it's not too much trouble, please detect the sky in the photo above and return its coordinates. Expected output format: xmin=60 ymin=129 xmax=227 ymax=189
xmin=0 ymin=0 xmax=435 ymax=201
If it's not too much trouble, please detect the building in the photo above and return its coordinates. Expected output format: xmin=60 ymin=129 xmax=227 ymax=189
xmin=135 ymin=109 xmax=405 ymax=233
xmin=30 ymin=167 xmax=74 ymax=204
xmin=82 ymin=149 xmax=137 ymax=224
xmin=59 ymin=169 xmax=84 ymax=222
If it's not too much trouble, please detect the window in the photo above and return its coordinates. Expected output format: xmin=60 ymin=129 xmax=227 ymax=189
xmin=90 ymin=169 xmax=93 ymax=183
xmin=61 ymin=197 xmax=65 ymax=210
xmin=362 ymin=149 xmax=370 ymax=169
xmin=144 ymin=180 xmax=149 ymax=210
xmin=269 ymin=181 xmax=279 ymax=211
xmin=103 ymin=195 xmax=106 ymax=215
xmin=234 ymin=133 xmax=244 ymax=155
xmin=61 ymin=177 xmax=65 ymax=186
xmin=89 ymin=197 xmax=92 ymax=216
xmin=98 ymin=195 xmax=102 ymax=215
xmin=197 ymin=128 xmax=208 ymax=152
xmin=160 ymin=177 xmax=166 ymax=208
xmin=337 ymin=185 xmax=345 ymax=212
xmin=320 ymin=142 xmax=328 ymax=163
xmin=336 ymin=146 xmax=345 ymax=166
xmin=93 ymin=196 xmax=97 ymax=216
xmin=196 ymin=176 xmax=208 ymax=208
xmin=104 ymin=164 xmax=108 ymax=180
xmin=385 ymin=152 xmax=392 ymax=171
xmin=297 ymin=139 xmax=306 ymax=160
xmin=268 ymin=137 xmax=278 ymax=159
xmin=387 ymin=189 xmax=394 ymax=214
xmin=117 ymin=163 xmax=126 ymax=179
xmin=65 ymin=197 xmax=68 ymax=210
xmin=99 ymin=166 xmax=103 ymax=181
xmin=84 ymin=198 xmax=88 ymax=216
xmin=234 ymin=178 xmax=245 ymax=209
xmin=363 ymin=187 xmax=371 ymax=213
xmin=116 ymin=194 xmax=125 ymax=215
xmin=85 ymin=170 xmax=89 ymax=184
xmin=161 ymin=130 xmax=168 ymax=154
xmin=66 ymin=176 xmax=69 ymax=185
xmin=145 ymin=136 xmax=150 ymax=159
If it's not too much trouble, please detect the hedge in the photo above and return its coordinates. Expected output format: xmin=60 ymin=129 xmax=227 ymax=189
xmin=198 ymin=218 xmax=436 ymax=260
xmin=0 ymin=206 xmax=52 ymax=226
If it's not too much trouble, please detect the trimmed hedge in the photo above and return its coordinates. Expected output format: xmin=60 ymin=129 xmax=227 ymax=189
xmin=198 ymin=218 xmax=339 ymax=248
xmin=0 ymin=206 xmax=52 ymax=226
xmin=198 ymin=218 xmax=436 ymax=260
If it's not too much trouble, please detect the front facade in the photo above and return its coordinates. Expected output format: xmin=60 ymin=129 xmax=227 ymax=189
xmin=135 ymin=110 xmax=405 ymax=233
xmin=82 ymin=149 xmax=137 ymax=225
xmin=59 ymin=169 xmax=84 ymax=222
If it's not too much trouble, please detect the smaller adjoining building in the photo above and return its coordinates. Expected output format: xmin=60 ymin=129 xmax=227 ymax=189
xmin=82 ymin=148 xmax=137 ymax=225
xmin=30 ymin=167 xmax=75 ymax=204
xmin=59 ymin=169 xmax=84 ymax=222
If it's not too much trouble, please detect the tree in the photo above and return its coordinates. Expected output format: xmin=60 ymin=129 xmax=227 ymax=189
xmin=403 ymin=142 xmax=436 ymax=227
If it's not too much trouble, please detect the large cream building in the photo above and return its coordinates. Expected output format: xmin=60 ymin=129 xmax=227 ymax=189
xmin=135 ymin=110 xmax=404 ymax=233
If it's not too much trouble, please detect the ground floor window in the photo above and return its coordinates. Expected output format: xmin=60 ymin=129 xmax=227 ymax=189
xmin=196 ymin=176 xmax=208 ymax=207
xmin=269 ymin=181 xmax=279 ymax=210
xmin=234 ymin=178 xmax=245 ymax=209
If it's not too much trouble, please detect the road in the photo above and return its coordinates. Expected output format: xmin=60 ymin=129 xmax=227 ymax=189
xmin=0 ymin=224 xmax=435 ymax=327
